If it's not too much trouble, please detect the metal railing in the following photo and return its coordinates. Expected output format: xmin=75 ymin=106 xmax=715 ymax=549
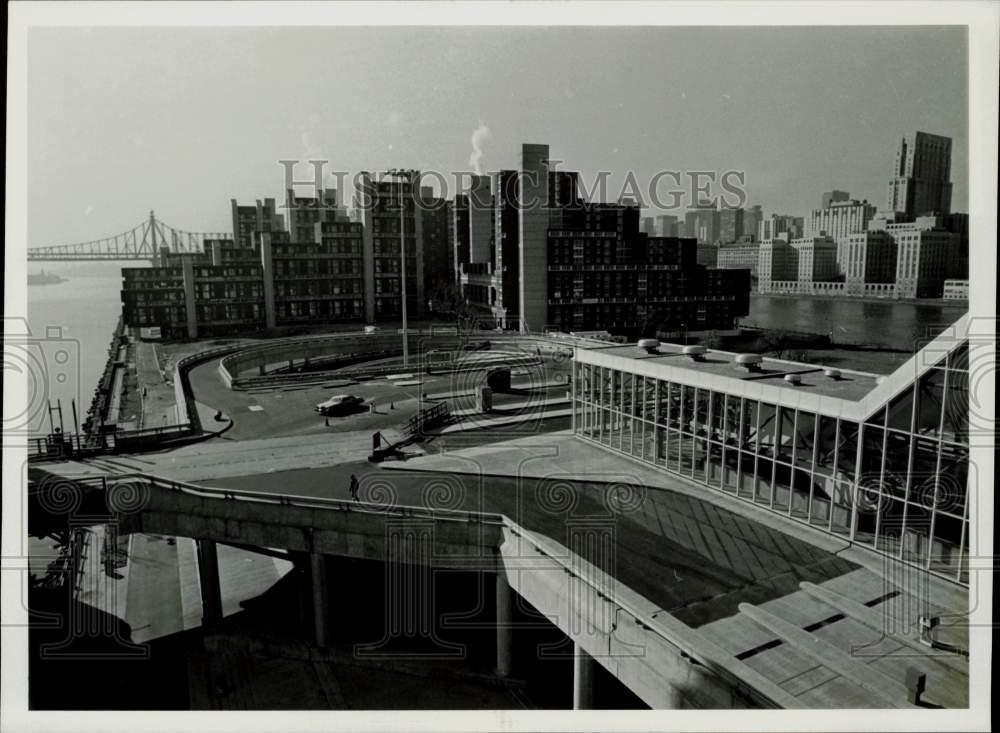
xmin=402 ymin=401 xmax=451 ymax=436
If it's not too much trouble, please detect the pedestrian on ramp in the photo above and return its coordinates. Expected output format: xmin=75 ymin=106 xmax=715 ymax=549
xmin=349 ymin=474 xmax=360 ymax=502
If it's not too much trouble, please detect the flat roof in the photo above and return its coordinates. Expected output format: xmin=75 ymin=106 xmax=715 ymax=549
xmin=577 ymin=342 xmax=881 ymax=402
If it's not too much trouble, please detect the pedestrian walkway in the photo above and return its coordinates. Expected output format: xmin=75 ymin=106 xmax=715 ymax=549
xmin=43 ymin=428 xmax=420 ymax=483
xmin=136 ymin=339 xmax=179 ymax=430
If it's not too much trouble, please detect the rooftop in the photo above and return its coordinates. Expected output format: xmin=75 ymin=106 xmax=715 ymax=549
xmin=578 ymin=340 xmax=881 ymax=402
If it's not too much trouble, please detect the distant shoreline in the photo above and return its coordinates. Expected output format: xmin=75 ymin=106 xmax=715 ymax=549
xmin=749 ymin=292 xmax=968 ymax=308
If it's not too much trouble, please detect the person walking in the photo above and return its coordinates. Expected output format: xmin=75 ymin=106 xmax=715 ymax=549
xmin=349 ymin=474 xmax=360 ymax=502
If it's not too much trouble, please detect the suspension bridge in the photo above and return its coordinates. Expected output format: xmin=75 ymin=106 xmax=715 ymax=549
xmin=26 ymin=211 xmax=231 ymax=261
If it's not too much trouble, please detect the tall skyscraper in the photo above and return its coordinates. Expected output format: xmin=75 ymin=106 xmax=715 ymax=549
xmin=885 ymin=131 xmax=953 ymax=217
xmin=468 ymin=175 xmax=494 ymax=264
xmin=717 ymin=206 xmax=745 ymax=243
xmin=655 ymin=214 xmax=679 ymax=237
xmin=684 ymin=201 xmax=719 ymax=243
xmin=742 ymin=205 xmax=763 ymax=242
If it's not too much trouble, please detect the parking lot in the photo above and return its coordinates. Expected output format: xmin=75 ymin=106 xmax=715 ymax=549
xmin=186 ymin=353 xmax=573 ymax=443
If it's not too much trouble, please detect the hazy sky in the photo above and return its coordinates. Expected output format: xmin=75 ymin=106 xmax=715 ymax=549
xmin=27 ymin=25 xmax=967 ymax=246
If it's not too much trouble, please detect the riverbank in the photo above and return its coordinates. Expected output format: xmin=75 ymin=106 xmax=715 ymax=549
xmin=749 ymin=291 xmax=968 ymax=307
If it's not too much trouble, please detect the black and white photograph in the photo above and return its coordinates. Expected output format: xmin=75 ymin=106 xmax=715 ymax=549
xmin=3 ymin=3 xmax=996 ymax=731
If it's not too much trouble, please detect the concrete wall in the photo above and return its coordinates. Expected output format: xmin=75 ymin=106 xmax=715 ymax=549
xmin=259 ymin=232 xmax=276 ymax=329
xmin=499 ymin=526 xmax=797 ymax=709
xmin=136 ymin=482 xmax=502 ymax=568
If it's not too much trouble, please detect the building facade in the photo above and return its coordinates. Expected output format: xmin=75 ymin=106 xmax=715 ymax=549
xmin=757 ymin=238 xmax=798 ymax=289
xmin=717 ymin=242 xmax=761 ymax=278
xmin=655 ymin=214 xmax=680 ymax=237
xmin=685 ymin=202 xmax=719 ymax=243
xmin=717 ymin=207 xmax=745 ymax=243
xmin=891 ymin=228 xmax=956 ymax=299
xmin=546 ymin=202 xmax=749 ymax=335
xmin=696 ymin=243 xmax=719 ymax=268
xmin=805 ymin=199 xmax=877 ymax=272
xmin=571 ymin=317 xmax=971 ymax=584
xmin=452 ymin=194 xmax=471 ymax=288
xmin=759 ymin=214 xmax=804 ymax=242
xmin=844 ymin=231 xmax=897 ymax=297
xmin=942 ymin=279 xmax=969 ymax=300
xmin=419 ymin=188 xmax=454 ymax=305
xmin=284 ymin=189 xmax=343 ymax=243
xmin=886 ymin=131 xmax=953 ymax=218
xmin=792 ymin=235 xmax=839 ymax=283
xmin=821 ymin=190 xmax=850 ymax=209
xmin=742 ymin=205 xmax=763 ymax=243
xmin=121 ymin=218 xmax=365 ymax=339
xmin=231 ymin=198 xmax=283 ymax=249
xmin=355 ymin=172 xmax=425 ymax=322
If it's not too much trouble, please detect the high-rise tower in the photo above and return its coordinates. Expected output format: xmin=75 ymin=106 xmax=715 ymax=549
xmin=885 ymin=131 xmax=953 ymax=217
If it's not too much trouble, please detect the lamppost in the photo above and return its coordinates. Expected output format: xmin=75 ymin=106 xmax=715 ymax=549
xmin=384 ymin=169 xmax=416 ymax=367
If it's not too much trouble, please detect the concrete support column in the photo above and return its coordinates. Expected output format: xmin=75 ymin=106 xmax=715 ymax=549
xmin=310 ymin=552 xmax=329 ymax=647
xmin=259 ymin=232 xmax=276 ymax=329
xmin=495 ymin=566 xmax=513 ymax=677
xmin=181 ymin=256 xmax=198 ymax=340
xmin=572 ymin=641 xmax=594 ymax=710
xmin=196 ymin=539 xmax=223 ymax=628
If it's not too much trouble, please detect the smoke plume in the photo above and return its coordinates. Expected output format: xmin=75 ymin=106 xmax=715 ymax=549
xmin=468 ymin=122 xmax=492 ymax=175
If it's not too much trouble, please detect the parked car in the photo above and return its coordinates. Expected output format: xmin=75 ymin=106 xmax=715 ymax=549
xmin=314 ymin=394 xmax=364 ymax=415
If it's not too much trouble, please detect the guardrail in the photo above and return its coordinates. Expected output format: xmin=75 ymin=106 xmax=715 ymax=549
xmin=214 ymin=329 xmax=592 ymax=391
xmin=27 ymin=422 xmax=196 ymax=461
xmin=172 ymin=344 xmax=242 ymax=426
xmin=402 ymin=400 xmax=450 ymax=436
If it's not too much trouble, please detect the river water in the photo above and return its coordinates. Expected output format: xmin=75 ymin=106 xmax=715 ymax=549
xmin=745 ymin=294 xmax=967 ymax=351
xmin=25 ymin=262 xmax=968 ymax=433
xmin=26 ymin=261 xmax=129 ymax=434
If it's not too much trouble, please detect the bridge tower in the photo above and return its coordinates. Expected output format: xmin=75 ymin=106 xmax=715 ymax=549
xmin=149 ymin=210 xmax=159 ymax=265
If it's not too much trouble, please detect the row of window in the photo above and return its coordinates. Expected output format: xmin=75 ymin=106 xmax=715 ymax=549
xmin=572 ymin=357 xmax=971 ymax=583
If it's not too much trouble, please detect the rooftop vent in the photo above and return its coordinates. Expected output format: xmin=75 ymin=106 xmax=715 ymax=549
xmin=637 ymin=338 xmax=660 ymax=354
xmin=784 ymin=373 xmax=802 ymax=385
xmin=682 ymin=344 xmax=707 ymax=361
xmin=823 ymin=368 xmax=842 ymax=380
xmin=734 ymin=353 xmax=763 ymax=372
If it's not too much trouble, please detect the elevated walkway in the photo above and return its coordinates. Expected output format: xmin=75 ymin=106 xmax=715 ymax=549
xmin=29 ymin=451 xmax=968 ymax=709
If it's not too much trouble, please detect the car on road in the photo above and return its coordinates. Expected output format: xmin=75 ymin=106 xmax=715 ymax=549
xmin=314 ymin=394 xmax=364 ymax=415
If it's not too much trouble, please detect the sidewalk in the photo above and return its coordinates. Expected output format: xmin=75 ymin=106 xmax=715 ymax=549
xmin=136 ymin=340 xmax=179 ymax=429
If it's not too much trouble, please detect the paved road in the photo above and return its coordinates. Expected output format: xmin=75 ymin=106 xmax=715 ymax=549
xmin=187 ymin=355 xmax=572 ymax=443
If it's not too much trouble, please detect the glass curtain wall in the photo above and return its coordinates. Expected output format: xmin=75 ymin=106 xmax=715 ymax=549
xmin=573 ymin=343 xmax=970 ymax=584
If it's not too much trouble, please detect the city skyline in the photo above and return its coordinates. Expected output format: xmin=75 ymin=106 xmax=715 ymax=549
xmin=27 ymin=25 xmax=967 ymax=247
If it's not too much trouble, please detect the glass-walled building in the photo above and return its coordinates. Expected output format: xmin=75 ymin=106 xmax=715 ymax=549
xmin=572 ymin=316 xmax=973 ymax=585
